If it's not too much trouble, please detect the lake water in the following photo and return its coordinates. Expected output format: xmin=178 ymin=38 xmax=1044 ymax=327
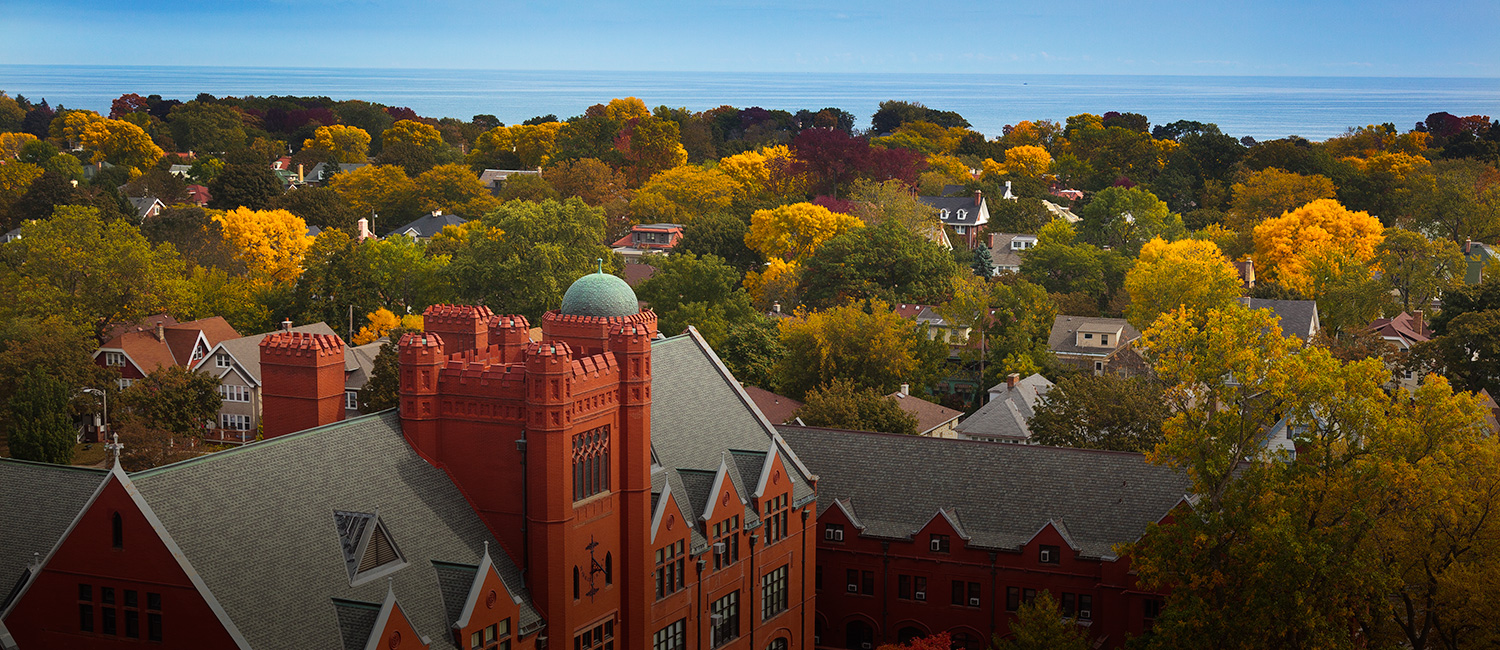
xmin=2 ymin=65 xmax=1498 ymax=141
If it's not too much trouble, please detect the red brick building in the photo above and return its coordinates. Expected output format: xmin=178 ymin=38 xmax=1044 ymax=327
xmin=1 ymin=272 xmax=1178 ymax=650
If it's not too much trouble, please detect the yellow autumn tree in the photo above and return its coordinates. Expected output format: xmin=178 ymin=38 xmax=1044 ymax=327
xmin=80 ymin=119 xmax=164 ymax=172
xmin=1001 ymin=145 xmax=1053 ymax=179
xmin=213 ymin=207 xmax=313 ymax=283
xmin=717 ymin=145 xmax=807 ymax=202
xmin=301 ymin=125 xmax=371 ymax=163
xmin=469 ymin=122 xmax=564 ymax=169
xmin=743 ymin=258 xmax=801 ymax=311
xmin=745 ymin=202 xmax=864 ymax=262
xmin=1228 ymin=168 xmax=1338 ymax=233
xmin=602 ymin=97 xmax=651 ymax=122
xmin=352 ymin=308 xmax=425 ymax=345
xmin=1253 ymin=199 xmax=1384 ymax=295
xmin=629 ymin=165 xmax=742 ymax=224
xmin=328 ymin=164 xmax=418 ymax=217
xmin=414 ymin=163 xmax=501 ymax=216
xmin=0 ymin=132 xmax=38 ymax=160
xmin=48 ymin=109 xmax=105 ymax=148
xmin=872 ymin=120 xmax=969 ymax=155
xmin=1124 ymin=238 xmax=1243 ymax=330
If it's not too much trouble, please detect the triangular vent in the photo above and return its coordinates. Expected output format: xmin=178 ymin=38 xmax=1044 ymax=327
xmin=334 ymin=510 xmax=407 ymax=585
xmin=358 ymin=523 xmax=401 ymax=573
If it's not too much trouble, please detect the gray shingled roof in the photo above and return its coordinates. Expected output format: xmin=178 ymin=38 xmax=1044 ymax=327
xmin=391 ymin=213 xmax=468 ymax=238
xmin=130 ymin=411 xmax=540 ymax=649
xmin=332 ymin=598 xmax=381 ymax=650
xmin=955 ymin=374 xmax=1054 ymax=441
xmin=0 ymin=460 xmax=106 ymax=613
xmin=1048 ymin=315 xmax=1141 ymax=357
xmin=649 ymin=331 xmax=817 ymax=546
xmin=917 ymin=196 xmax=986 ymax=226
xmin=776 ymin=425 xmax=1188 ymax=558
xmin=432 ymin=561 xmax=479 ymax=629
xmin=1242 ymin=298 xmax=1320 ymax=341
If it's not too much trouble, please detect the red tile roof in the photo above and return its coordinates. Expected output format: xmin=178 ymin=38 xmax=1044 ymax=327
xmin=98 ymin=316 xmax=242 ymax=373
xmin=887 ymin=391 xmax=963 ymax=435
xmin=742 ymin=386 xmax=804 ymax=425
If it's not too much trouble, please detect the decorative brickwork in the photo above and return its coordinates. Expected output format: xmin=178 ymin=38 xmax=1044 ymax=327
xmin=259 ymin=331 xmax=346 ymax=438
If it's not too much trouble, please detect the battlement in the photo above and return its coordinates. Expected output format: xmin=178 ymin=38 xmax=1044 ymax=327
xmin=489 ymin=314 xmax=530 ymax=330
xmin=424 ymin=304 xmax=496 ymax=355
xmin=260 ymin=331 xmax=345 ymax=360
xmin=424 ymin=303 xmax=496 ymax=322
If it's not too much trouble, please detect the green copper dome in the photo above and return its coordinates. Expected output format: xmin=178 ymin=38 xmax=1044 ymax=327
xmin=560 ymin=272 xmax=639 ymax=318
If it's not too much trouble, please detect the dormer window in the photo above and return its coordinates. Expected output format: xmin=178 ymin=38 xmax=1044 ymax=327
xmin=104 ymin=352 xmax=126 ymax=367
xmin=334 ymin=510 xmax=407 ymax=585
xmin=956 ymin=209 xmax=967 ymax=220
xmin=216 ymin=353 xmax=232 ymax=368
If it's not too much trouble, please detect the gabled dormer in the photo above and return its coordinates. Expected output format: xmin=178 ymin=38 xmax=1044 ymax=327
xmin=436 ymin=545 xmax=521 ymax=650
xmin=1022 ymin=518 xmax=1081 ymax=566
xmin=912 ymin=508 xmax=970 ymax=554
xmin=693 ymin=458 xmax=746 ymax=571
xmin=333 ymin=584 xmax=431 ymax=650
xmin=819 ymin=498 xmax=864 ymax=544
xmin=334 ymin=510 xmax=408 ymax=587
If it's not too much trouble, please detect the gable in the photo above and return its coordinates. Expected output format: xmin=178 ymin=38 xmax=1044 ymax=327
xmin=3 ymin=470 xmax=245 ymax=648
xmin=334 ymin=511 xmax=408 ymax=587
xmin=363 ymin=590 xmax=429 ymax=650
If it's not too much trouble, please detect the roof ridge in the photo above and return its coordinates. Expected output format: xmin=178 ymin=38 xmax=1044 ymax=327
xmin=131 ymin=410 xmax=398 ymax=478
xmin=775 ymin=424 xmax=1153 ymax=458
xmin=0 ymin=457 xmax=110 ymax=473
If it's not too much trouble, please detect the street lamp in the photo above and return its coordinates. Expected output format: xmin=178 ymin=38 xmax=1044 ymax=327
xmin=81 ymin=387 xmax=107 ymax=443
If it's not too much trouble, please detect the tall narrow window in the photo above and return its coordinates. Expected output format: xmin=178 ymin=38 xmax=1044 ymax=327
xmin=710 ymin=591 xmax=740 ymax=647
xmin=655 ymin=540 xmax=685 ymax=599
xmin=112 ymin=512 xmax=123 ymax=549
xmin=761 ymin=565 xmax=789 ymax=620
xmin=763 ymin=494 xmax=789 ymax=546
xmin=572 ymin=425 xmax=611 ymax=501
xmin=573 ymin=566 xmax=580 ymax=600
xmin=147 ymin=592 xmax=162 ymax=642
xmin=78 ymin=584 xmax=93 ymax=633
xmin=604 ymin=552 xmax=613 ymax=585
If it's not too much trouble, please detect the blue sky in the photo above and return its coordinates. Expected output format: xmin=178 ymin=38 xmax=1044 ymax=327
xmin=3 ymin=0 xmax=1498 ymax=76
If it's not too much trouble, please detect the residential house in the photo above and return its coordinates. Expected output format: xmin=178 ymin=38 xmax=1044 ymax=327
xmin=128 ymin=197 xmax=165 ymax=221
xmin=1464 ymin=239 xmax=1496 ymax=284
xmin=167 ymin=164 xmax=191 ymax=178
xmin=1 ymin=228 xmax=20 ymax=244
xmin=390 ymin=211 xmax=468 ymax=239
xmin=196 ymin=322 xmax=381 ymax=441
xmin=1047 ymin=316 xmax=1147 ymax=376
xmin=893 ymin=303 xmax=997 ymax=401
xmin=987 ymin=233 xmax=1037 ymax=274
xmin=478 ymin=169 xmax=542 ymax=195
xmin=303 ymin=162 xmax=369 ymax=185
xmin=1368 ymin=311 xmax=1430 ymax=390
xmin=93 ymin=316 xmax=241 ymax=390
xmin=1041 ymin=199 xmax=1081 ymax=223
xmin=743 ymin=385 xmax=804 ymax=425
xmin=184 ymin=185 xmax=210 ymax=207
xmin=918 ymin=191 xmax=989 ymax=248
xmin=610 ymin=223 xmax=685 ymax=263
xmin=1240 ymin=297 xmax=1320 ymax=341
xmin=953 ymin=372 xmax=1054 ymax=443
xmin=888 ymin=385 xmax=963 ymax=437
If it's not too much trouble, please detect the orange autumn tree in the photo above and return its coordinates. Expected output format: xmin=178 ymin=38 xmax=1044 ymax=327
xmin=213 ymin=207 xmax=313 ymax=283
xmin=1252 ymin=198 xmax=1383 ymax=295
xmin=745 ymin=202 xmax=863 ymax=262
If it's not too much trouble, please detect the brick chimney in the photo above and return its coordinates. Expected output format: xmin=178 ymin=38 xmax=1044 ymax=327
xmin=259 ymin=331 xmax=346 ymax=438
xmin=1007 ymin=372 xmax=1020 ymax=389
xmin=973 ymin=189 xmax=983 ymax=206
xmin=155 ymin=322 xmax=165 ymax=342
xmin=423 ymin=304 xmax=495 ymax=356
xmin=1411 ymin=310 xmax=1425 ymax=338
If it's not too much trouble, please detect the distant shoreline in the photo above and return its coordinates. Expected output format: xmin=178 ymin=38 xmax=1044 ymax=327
xmin=4 ymin=65 xmax=1498 ymax=141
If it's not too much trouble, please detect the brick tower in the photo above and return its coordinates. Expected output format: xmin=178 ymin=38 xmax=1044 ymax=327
xmin=259 ymin=331 xmax=346 ymax=438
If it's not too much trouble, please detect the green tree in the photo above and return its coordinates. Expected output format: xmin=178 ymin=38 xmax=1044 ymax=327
xmin=1020 ymin=221 xmax=1131 ymax=312
xmin=267 ymin=186 xmax=361 ymax=233
xmin=774 ymin=299 xmax=947 ymax=400
xmin=1028 ymin=374 xmax=1167 ymax=451
xmin=359 ymin=334 xmax=404 ymax=413
xmin=717 ymin=316 xmax=785 ymax=389
xmin=1078 ymin=186 xmax=1184 ymax=255
xmin=635 ymin=253 xmax=754 ymax=348
xmin=971 ymin=243 xmax=993 ymax=277
xmin=0 ymin=316 xmax=116 ymax=446
xmin=1000 ymin=591 xmax=1088 ymax=650
xmin=207 ymin=162 xmax=283 ymax=211
xmin=116 ymin=365 xmax=222 ymax=440
xmin=981 ymin=278 xmax=1059 ymax=382
xmin=0 ymin=206 xmax=190 ymax=337
xmin=447 ymin=198 xmax=616 ymax=321
xmin=1406 ymin=159 xmax=1500 ymax=245
xmin=140 ymin=205 xmax=242 ymax=272
xmin=799 ymin=221 xmax=960 ymax=309
xmin=676 ymin=212 xmax=762 ymax=272
xmin=168 ymin=102 xmax=247 ymax=153
xmin=6 ymin=367 xmax=75 ymax=464
xmin=792 ymin=378 xmax=919 ymax=435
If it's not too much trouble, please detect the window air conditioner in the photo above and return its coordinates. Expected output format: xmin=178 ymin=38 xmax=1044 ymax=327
xmin=1039 ymin=549 xmax=1053 ymax=563
xmin=968 ymin=597 xmax=981 ymax=607
xmin=861 ymin=643 xmax=872 ymax=649
xmin=847 ymin=584 xmax=858 ymax=593
xmin=713 ymin=542 xmax=726 ymax=554
xmin=814 ymin=636 xmax=821 ymax=645
xmin=711 ymin=614 xmax=724 ymax=624
xmin=929 ymin=539 xmax=942 ymax=552
xmin=914 ymin=591 xmax=926 ymax=601
xmin=824 ymin=529 xmax=834 ymax=540
xmin=1078 ymin=609 xmax=1091 ymax=620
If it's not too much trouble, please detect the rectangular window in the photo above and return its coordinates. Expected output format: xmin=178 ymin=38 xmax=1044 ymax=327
xmin=79 ymin=584 xmax=92 ymax=601
xmin=473 ymin=631 xmax=483 ymax=649
xmin=761 ymin=565 xmax=789 ymax=620
xmin=763 ymin=493 xmax=789 ymax=546
xmin=823 ymin=523 xmax=845 ymax=542
xmin=929 ymin=533 xmax=950 ymax=553
xmin=574 ymin=620 xmax=615 ymax=650
xmin=655 ymin=540 xmax=686 ymax=599
xmin=103 ymin=606 xmax=116 ymax=635
xmin=571 ymin=425 xmax=610 ymax=501
xmin=861 ymin=570 xmax=875 ymax=596
xmin=1079 ymin=594 xmax=1093 ymax=620
xmin=216 ymin=353 xmax=232 ymax=368
xmin=968 ymin=582 xmax=982 ymax=607
xmin=147 ymin=592 xmax=162 ymax=642
xmin=897 ymin=575 xmax=927 ymax=601
xmin=846 ymin=569 xmax=859 ymax=593
xmin=346 ymin=390 xmax=359 ymax=410
xmin=653 ymin=619 xmax=686 ymax=650
xmin=117 ymin=378 xmax=135 ymax=391
xmin=1006 ymin=587 xmax=1019 ymax=612
xmin=712 ymin=517 xmax=740 ymax=570
xmin=218 ymin=384 xmax=250 ymax=402
xmin=1039 ymin=545 xmax=1060 ymax=564
xmin=1023 ymin=588 xmax=1037 ymax=604
xmin=105 ymin=351 xmax=126 ymax=367
xmin=221 ymin=413 xmax=251 ymax=430
xmin=1101 ymin=335 xmax=1110 ymax=345
xmin=1144 ymin=598 xmax=1162 ymax=620
xmin=102 ymin=587 xmax=115 ymax=605
xmin=125 ymin=609 xmax=139 ymax=638
xmin=815 ymin=565 xmax=823 ymax=591
xmin=191 ymin=345 xmax=204 ymax=362
xmin=80 ymin=604 xmax=94 ymax=632
xmin=950 ymin=580 xmax=965 ymax=606
xmin=1061 ymin=592 xmax=1075 ymax=617
xmin=710 ymin=591 xmax=740 ymax=647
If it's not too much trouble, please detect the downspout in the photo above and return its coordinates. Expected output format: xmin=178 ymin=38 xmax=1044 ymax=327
xmin=880 ymin=541 xmax=891 ymax=644
xmin=696 ymin=557 xmax=706 ymax=649
xmin=988 ymin=552 xmax=998 ymax=640
xmin=749 ymin=532 xmax=758 ymax=650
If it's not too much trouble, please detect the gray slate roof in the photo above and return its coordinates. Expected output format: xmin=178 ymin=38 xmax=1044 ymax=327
xmin=1048 ymin=315 xmax=1140 ymax=357
xmin=917 ymin=196 xmax=986 ymax=226
xmin=0 ymin=460 xmax=106 ymax=613
xmin=130 ymin=411 xmax=540 ymax=649
xmin=345 ymin=339 xmax=385 ymax=390
xmin=649 ymin=331 xmax=817 ymax=550
xmin=776 ymin=425 xmax=1188 ymax=558
xmin=392 ymin=213 xmax=468 ymax=238
xmin=954 ymin=373 xmax=1054 ymax=441
xmin=1242 ymin=298 xmax=1320 ymax=341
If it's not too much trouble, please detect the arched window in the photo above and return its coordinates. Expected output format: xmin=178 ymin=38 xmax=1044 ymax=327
xmin=845 ymin=621 xmax=874 ymax=650
xmin=949 ymin=632 xmax=982 ymax=650
xmin=767 ymin=638 xmax=788 ymax=650
xmin=111 ymin=512 xmax=123 ymax=549
xmin=573 ymin=566 xmax=580 ymax=600
xmin=897 ymin=627 xmax=924 ymax=644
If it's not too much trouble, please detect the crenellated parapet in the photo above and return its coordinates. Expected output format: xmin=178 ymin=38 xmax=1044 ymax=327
xmin=540 ymin=309 xmax=658 ymax=357
xmin=423 ymin=304 xmax=495 ymax=356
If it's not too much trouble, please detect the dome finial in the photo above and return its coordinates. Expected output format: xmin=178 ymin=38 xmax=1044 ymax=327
xmin=596 ymin=257 xmax=603 ymax=274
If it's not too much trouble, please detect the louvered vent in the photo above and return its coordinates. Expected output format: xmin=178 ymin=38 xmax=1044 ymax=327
xmin=358 ymin=523 xmax=401 ymax=573
xmin=334 ymin=510 xmax=407 ymax=585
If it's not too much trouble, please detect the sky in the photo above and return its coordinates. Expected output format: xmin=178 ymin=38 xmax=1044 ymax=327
xmin=2 ymin=0 xmax=1498 ymax=77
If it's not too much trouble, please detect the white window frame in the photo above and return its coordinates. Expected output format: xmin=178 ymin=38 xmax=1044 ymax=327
xmin=105 ymin=351 xmax=127 ymax=367
xmin=346 ymin=390 xmax=359 ymax=410
xmin=216 ymin=352 xmax=233 ymax=368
